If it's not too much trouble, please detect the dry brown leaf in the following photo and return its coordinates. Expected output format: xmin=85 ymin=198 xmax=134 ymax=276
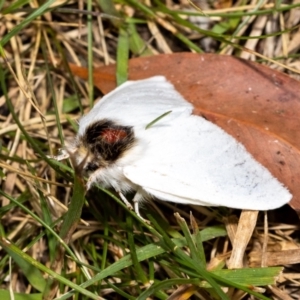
xmin=249 ymin=248 xmax=300 ymax=267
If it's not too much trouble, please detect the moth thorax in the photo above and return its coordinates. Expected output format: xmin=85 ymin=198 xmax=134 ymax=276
xmin=81 ymin=119 xmax=135 ymax=165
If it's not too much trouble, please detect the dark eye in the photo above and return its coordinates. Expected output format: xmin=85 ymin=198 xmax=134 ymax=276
xmin=84 ymin=161 xmax=99 ymax=173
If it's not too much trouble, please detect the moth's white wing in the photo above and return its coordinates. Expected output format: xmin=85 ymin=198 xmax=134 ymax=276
xmin=79 ymin=76 xmax=192 ymax=136
xmin=124 ymin=115 xmax=292 ymax=210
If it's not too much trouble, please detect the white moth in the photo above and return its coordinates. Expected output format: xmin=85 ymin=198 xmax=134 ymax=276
xmin=63 ymin=76 xmax=291 ymax=217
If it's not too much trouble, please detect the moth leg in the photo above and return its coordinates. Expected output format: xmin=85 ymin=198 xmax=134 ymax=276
xmin=132 ymin=190 xmax=148 ymax=222
xmin=86 ymin=176 xmax=95 ymax=191
xmin=116 ymin=190 xmax=133 ymax=210
xmin=86 ymin=169 xmax=103 ymax=191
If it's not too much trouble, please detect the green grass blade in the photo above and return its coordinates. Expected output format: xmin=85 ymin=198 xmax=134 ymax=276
xmin=0 ymin=290 xmax=42 ymax=300
xmin=0 ymin=239 xmax=100 ymax=300
xmin=126 ymin=216 xmax=148 ymax=286
xmin=175 ymin=213 xmax=206 ymax=268
xmin=137 ymin=278 xmax=201 ymax=300
xmin=87 ymin=0 xmax=94 ymax=107
xmin=0 ymin=0 xmax=57 ymax=46
xmin=1 ymin=243 xmax=47 ymax=292
xmin=58 ymin=174 xmax=86 ymax=242
xmin=116 ymin=26 xmax=129 ymax=85
xmin=1 ymin=0 xmax=30 ymax=14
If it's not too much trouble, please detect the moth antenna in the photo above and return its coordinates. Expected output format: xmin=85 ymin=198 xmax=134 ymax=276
xmin=66 ymin=147 xmax=89 ymax=176
xmin=76 ymin=152 xmax=90 ymax=175
xmin=47 ymin=148 xmax=70 ymax=161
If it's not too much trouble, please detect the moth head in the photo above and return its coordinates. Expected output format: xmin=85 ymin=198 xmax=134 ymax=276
xmin=67 ymin=119 xmax=135 ymax=177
